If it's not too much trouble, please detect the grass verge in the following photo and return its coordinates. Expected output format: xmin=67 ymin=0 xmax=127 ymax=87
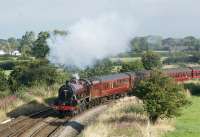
xmin=163 ymin=81 xmax=200 ymax=137
xmin=0 ymin=84 xmax=59 ymax=122
xmin=163 ymin=96 xmax=200 ymax=137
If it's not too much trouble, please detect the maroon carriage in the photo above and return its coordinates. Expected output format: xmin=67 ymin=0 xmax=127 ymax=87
xmin=164 ymin=68 xmax=192 ymax=82
xmin=191 ymin=67 xmax=200 ymax=79
xmin=90 ymin=73 xmax=135 ymax=99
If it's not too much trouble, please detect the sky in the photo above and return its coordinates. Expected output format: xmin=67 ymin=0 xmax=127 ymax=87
xmin=0 ymin=0 xmax=200 ymax=39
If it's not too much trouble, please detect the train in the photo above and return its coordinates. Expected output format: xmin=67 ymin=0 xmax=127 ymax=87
xmin=53 ymin=67 xmax=200 ymax=115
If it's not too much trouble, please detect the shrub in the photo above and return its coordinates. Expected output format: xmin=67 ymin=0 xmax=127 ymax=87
xmin=0 ymin=61 xmax=15 ymax=70
xmin=0 ymin=69 xmax=8 ymax=91
xmin=134 ymin=70 xmax=190 ymax=124
xmin=8 ymin=61 xmax=59 ymax=92
xmin=120 ymin=60 xmax=144 ymax=72
xmin=80 ymin=59 xmax=114 ymax=78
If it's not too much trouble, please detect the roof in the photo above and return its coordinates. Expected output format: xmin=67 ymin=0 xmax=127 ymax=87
xmin=97 ymin=73 xmax=130 ymax=81
xmin=191 ymin=67 xmax=200 ymax=70
xmin=0 ymin=50 xmax=6 ymax=55
xmin=164 ymin=68 xmax=191 ymax=73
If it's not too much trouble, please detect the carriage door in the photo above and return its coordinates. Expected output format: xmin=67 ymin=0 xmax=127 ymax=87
xmin=91 ymin=84 xmax=101 ymax=98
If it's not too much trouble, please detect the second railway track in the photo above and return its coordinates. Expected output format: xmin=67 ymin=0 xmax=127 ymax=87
xmin=0 ymin=108 xmax=56 ymax=137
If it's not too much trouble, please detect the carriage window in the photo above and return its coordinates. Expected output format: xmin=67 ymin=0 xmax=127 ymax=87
xmin=103 ymin=83 xmax=110 ymax=90
xmin=110 ymin=82 xmax=113 ymax=88
xmin=113 ymin=81 xmax=118 ymax=88
xmin=126 ymin=79 xmax=129 ymax=84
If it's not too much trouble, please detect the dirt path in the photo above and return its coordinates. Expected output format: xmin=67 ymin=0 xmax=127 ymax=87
xmin=51 ymin=104 xmax=108 ymax=137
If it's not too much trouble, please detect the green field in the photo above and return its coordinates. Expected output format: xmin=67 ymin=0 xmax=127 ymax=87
xmin=110 ymin=57 xmax=141 ymax=62
xmin=163 ymin=95 xmax=200 ymax=137
xmin=110 ymin=56 xmax=168 ymax=63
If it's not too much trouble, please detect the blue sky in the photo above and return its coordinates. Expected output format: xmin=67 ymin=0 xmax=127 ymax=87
xmin=0 ymin=0 xmax=200 ymax=38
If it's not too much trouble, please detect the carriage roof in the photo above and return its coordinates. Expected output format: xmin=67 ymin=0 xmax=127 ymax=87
xmin=163 ymin=68 xmax=191 ymax=73
xmin=92 ymin=72 xmax=135 ymax=81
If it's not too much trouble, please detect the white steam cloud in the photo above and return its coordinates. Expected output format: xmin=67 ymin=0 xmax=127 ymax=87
xmin=48 ymin=13 xmax=137 ymax=68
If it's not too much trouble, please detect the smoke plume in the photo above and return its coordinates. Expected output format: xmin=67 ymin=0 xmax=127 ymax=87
xmin=48 ymin=13 xmax=137 ymax=68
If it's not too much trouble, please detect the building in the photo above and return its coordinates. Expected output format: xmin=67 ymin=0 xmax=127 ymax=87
xmin=0 ymin=50 xmax=6 ymax=55
xmin=11 ymin=50 xmax=21 ymax=56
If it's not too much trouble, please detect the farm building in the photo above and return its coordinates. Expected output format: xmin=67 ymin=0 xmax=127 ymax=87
xmin=11 ymin=50 xmax=21 ymax=56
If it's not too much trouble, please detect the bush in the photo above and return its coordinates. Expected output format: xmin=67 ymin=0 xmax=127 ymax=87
xmin=120 ymin=60 xmax=144 ymax=72
xmin=0 ymin=61 xmax=15 ymax=70
xmin=80 ymin=59 xmax=114 ymax=78
xmin=134 ymin=70 xmax=190 ymax=124
xmin=8 ymin=61 xmax=59 ymax=92
xmin=0 ymin=69 xmax=8 ymax=91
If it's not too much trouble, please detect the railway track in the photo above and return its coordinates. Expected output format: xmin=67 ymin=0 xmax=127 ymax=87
xmin=29 ymin=117 xmax=70 ymax=137
xmin=0 ymin=97 xmax=119 ymax=137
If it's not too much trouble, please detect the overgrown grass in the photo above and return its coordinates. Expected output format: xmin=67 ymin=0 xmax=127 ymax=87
xmin=78 ymin=97 xmax=173 ymax=137
xmin=0 ymin=84 xmax=59 ymax=122
xmin=78 ymin=97 xmax=144 ymax=137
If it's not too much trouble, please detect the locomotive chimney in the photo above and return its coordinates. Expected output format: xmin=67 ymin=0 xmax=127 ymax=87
xmin=72 ymin=73 xmax=80 ymax=83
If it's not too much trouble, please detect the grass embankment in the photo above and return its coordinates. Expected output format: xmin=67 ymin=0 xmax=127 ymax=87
xmin=164 ymin=82 xmax=200 ymax=137
xmin=0 ymin=84 xmax=59 ymax=122
xmin=79 ymin=97 xmax=173 ymax=137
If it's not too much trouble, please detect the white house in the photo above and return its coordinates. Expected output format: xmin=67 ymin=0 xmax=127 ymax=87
xmin=0 ymin=50 xmax=6 ymax=55
xmin=11 ymin=50 xmax=21 ymax=56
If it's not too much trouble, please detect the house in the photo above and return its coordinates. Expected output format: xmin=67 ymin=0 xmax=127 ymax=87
xmin=0 ymin=50 xmax=6 ymax=55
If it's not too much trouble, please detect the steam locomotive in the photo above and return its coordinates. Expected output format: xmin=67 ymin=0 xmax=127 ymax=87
xmin=53 ymin=67 xmax=200 ymax=115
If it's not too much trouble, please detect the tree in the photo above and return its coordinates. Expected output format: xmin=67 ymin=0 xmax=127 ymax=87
xmin=134 ymin=70 xmax=190 ymax=124
xmin=120 ymin=60 xmax=144 ymax=72
xmin=142 ymin=51 xmax=161 ymax=70
xmin=183 ymin=36 xmax=196 ymax=49
xmin=8 ymin=37 xmax=19 ymax=54
xmin=53 ymin=30 xmax=68 ymax=36
xmin=131 ymin=37 xmax=148 ymax=53
xmin=146 ymin=35 xmax=162 ymax=50
xmin=80 ymin=59 xmax=114 ymax=78
xmin=2 ymin=42 xmax=11 ymax=54
xmin=162 ymin=38 xmax=178 ymax=53
xmin=191 ymin=52 xmax=200 ymax=63
xmin=32 ymin=31 xmax=50 ymax=58
xmin=8 ymin=61 xmax=58 ymax=92
xmin=20 ymin=31 xmax=36 ymax=57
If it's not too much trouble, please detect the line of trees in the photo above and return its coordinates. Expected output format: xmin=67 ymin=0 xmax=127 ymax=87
xmin=0 ymin=60 xmax=70 ymax=95
xmin=131 ymin=36 xmax=200 ymax=53
xmin=0 ymin=30 xmax=67 ymax=58
xmin=20 ymin=31 xmax=50 ymax=58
